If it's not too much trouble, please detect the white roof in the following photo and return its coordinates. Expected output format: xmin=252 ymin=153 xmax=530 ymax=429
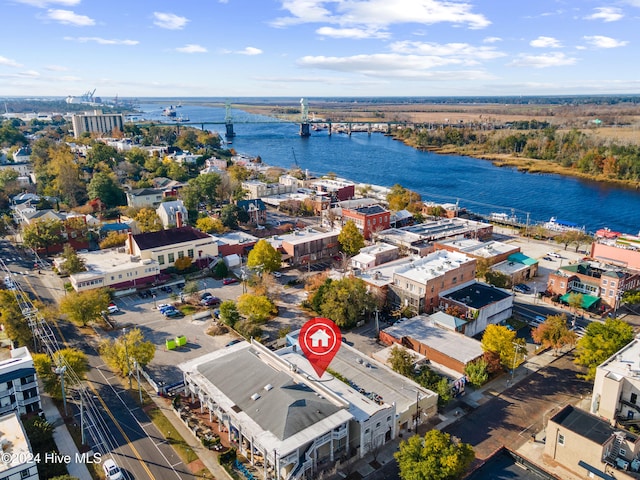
xmin=0 ymin=412 xmax=34 ymax=473
xmin=393 ymin=250 xmax=473 ymax=284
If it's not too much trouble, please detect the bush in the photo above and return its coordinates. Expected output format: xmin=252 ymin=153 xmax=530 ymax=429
xmin=219 ymin=447 xmax=237 ymax=465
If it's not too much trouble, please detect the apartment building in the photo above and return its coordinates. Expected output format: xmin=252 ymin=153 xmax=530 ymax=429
xmin=0 ymin=347 xmax=40 ymax=416
xmin=0 ymin=412 xmax=39 ymax=480
xmin=71 ymin=110 xmax=124 ymax=138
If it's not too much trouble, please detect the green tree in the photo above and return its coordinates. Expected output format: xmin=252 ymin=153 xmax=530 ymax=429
xmin=86 ymin=142 xmax=121 ymax=169
xmin=99 ymin=327 xmax=155 ymax=377
xmin=575 ymin=318 xmax=634 ymax=380
xmin=395 ymin=430 xmax=474 ymax=480
xmin=22 ymin=219 xmax=63 ymax=254
xmin=247 ymin=239 xmax=282 ymax=273
xmin=532 ymin=314 xmax=577 ymax=355
xmin=32 ymin=348 xmax=88 ymax=400
xmin=0 ymin=290 xmax=33 ymax=347
xmin=135 ymin=207 xmax=163 ymax=232
xmin=59 ymin=288 xmax=110 ymax=326
xmin=623 ymin=289 xmax=640 ymax=305
xmin=319 ymin=277 xmax=376 ymax=328
xmin=338 ymin=220 xmax=365 ymax=257
xmin=389 ymin=345 xmax=416 ymax=377
xmin=481 ymin=324 xmax=525 ymax=370
xmin=214 ymin=260 xmax=228 ymax=278
xmin=237 ymin=294 xmax=277 ymax=323
xmin=87 ymin=171 xmax=125 ymax=208
xmin=484 ymin=270 xmax=510 ymax=288
xmin=59 ymin=244 xmax=87 ymax=275
xmin=219 ymin=204 xmax=248 ymax=229
xmin=166 ymin=161 xmax=189 ymax=181
xmin=464 ymin=359 xmax=489 ymax=386
xmin=219 ymin=300 xmax=240 ymax=327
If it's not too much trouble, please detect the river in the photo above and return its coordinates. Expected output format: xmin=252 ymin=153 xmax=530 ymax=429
xmin=139 ymin=102 xmax=640 ymax=235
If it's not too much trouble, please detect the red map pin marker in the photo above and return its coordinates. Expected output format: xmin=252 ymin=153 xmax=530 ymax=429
xmin=299 ymin=317 xmax=342 ymax=378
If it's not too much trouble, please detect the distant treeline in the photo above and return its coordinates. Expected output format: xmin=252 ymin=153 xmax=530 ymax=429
xmin=394 ymin=125 xmax=640 ymax=183
xmin=1 ymin=99 xmax=128 ymax=114
xmin=310 ymin=95 xmax=640 ymax=106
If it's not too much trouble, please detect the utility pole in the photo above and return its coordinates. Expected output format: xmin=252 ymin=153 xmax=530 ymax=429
xmin=55 ymin=364 xmax=68 ymax=416
xmin=134 ymin=360 xmax=143 ymax=405
xmin=123 ymin=329 xmax=132 ymax=389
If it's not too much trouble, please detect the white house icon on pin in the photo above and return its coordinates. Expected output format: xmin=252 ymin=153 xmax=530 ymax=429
xmin=309 ymin=328 xmax=331 ymax=348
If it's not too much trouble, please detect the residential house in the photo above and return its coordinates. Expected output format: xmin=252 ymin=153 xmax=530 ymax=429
xmin=156 ymin=200 xmax=188 ymax=229
xmin=242 ymin=180 xmax=294 ymax=198
xmin=237 ymin=199 xmax=267 ymax=225
xmin=545 ymin=405 xmax=640 ymax=479
xmin=0 ymin=412 xmax=39 ymax=480
xmin=71 ymin=110 xmax=124 ymax=138
xmin=126 ymin=188 xmax=164 ymax=209
xmin=342 ymin=204 xmax=391 ymax=240
xmin=379 ymin=315 xmax=484 ymax=375
xmin=438 ymin=281 xmax=514 ymax=337
xmin=12 ymin=146 xmax=31 ymax=163
xmin=0 ymin=347 xmax=41 ymax=416
xmin=127 ymin=226 xmax=218 ymax=270
xmin=171 ymin=151 xmax=200 ymax=164
xmin=63 ymin=249 xmax=160 ymax=292
xmin=547 ymin=262 xmax=640 ymax=311
xmin=205 ymin=157 xmax=227 ymax=170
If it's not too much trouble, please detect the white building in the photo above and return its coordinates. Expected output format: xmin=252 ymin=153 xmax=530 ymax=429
xmin=62 ymin=249 xmax=161 ymax=292
xmin=0 ymin=412 xmax=39 ymax=480
xmin=592 ymin=336 xmax=640 ymax=426
xmin=156 ymin=200 xmax=188 ymax=229
xmin=0 ymin=347 xmax=40 ymax=416
xmin=71 ymin=110 xmax=124 ymax=138
xmin=125 ymin=188 xmax=164 ymax=209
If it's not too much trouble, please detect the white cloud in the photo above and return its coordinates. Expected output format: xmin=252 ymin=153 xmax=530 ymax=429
xmin=45 ymin=9 xmax=95 ymax=26
xmin=509 ymin=52 xmax=577 ymax=68
xmin=0 ymin=56 xmax=22 ymax=67
xmin=14 ymin=0 xmax=80 ymax=7
xmin=45 ymin=64 xmax=68 ymax=71
xmin=585 ymin=7 xmax=624 ymax=22
xmin=529 ymin=36 xmax=562 ymax=48
xmin=316 ymin=26 xmax=390 ymax=39
xmin=483 ymin=36 xmax=502 ymax=44
xmin=176 ymin=44 xmax=207 ymax=53
xmin=272 ymin=0 xmax=490 ymax=30
xmin=238 ymin=47 xmax=262 ymax=55
xmin=153 ymin=12 xmax=189 ymax=30
xmin=64 ymin=36 xmax=139 ymax=45
xmin=389 ymin=41 xmax=506 ymax=62
xmin=583 ymin=35 xmax=628 ymax=48
xmin=17 ymin=70 xmax=40 ymax=78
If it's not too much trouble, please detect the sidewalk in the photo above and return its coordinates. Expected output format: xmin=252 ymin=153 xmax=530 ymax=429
xmin=40 ymin=390 xmax=92 ymax=480
xmin=143 ymin=386 xmax=233 ymax=480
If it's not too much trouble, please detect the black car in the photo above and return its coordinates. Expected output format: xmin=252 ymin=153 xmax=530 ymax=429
xmin=515 ymin=283 xmax=531 ymax=292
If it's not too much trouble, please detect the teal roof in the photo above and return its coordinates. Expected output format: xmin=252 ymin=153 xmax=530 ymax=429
xmin=508 ymin=252 xmax=538 ymax=266
xmin=560 ymin=292 xmax=600 ymax=309
xmin=430 ymin=311 xmax=467 ymax=330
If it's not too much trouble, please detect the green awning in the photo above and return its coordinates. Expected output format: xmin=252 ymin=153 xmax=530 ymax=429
xmin=508 ymin=252 xmax=538 ymax=266
xmin=560 ymin=292 xmax=600 ymax=309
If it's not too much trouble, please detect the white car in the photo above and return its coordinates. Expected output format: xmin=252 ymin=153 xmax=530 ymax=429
xmin=107 ymin=304 xmax=119 ymax=314
xmin=547 ymin=252 xmax=561 ymax=258
xmin=272 ymin=271 xmax=282 ymax=278
xmin=103 ymin=459 xmax=123 ymax=480
xmin=4 ymin=276 xmax=16 ymax=290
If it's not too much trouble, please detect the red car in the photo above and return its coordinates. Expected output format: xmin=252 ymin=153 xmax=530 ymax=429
xmin=222 ymin=277 xmax=238 ymax=285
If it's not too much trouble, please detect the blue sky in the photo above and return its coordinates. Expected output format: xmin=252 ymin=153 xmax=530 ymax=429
xmin=1 ymin=0 xmax=639 ymax=98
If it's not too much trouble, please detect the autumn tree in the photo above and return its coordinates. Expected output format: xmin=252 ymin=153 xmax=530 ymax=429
xmin=32 ymin=348 xmax=88 ymax=400
xmin=481 ymin=324 xmax=526 ymax=370
xmin=386 ymin=184 xmax=422 ymax=213
xmin=389 ymin=345 xmax=416 ymax=377
xmin=174 ymin=256 xmax=193 ymax=271
xmin=395 ymin=430 xmax=474 ymax=480
xmin=338 ymin=220 xmax=365 ymax=257
xmin=59 ymin=288 xmax=111 ymax=326
xmin=247 ymin=239 xmax=281 ymax=273
xmin=237 ymin=294 xmax=277 ymax=323
xmin=196 ymin=216 xmax=226 ymax=234
xmin=134 ymin=208 xmax=163 ymax=232
xmin=99 ymin=327 xmax=155 ymax=377
xmin=99 ymin=231 xmax=128 ymax=249
xmin=575 ymin=318 xmax=634 ymax=380
xmin=47 ymin=144 xmax=86 ymax=207
xmin=531 ymin=314 xmax=577 ymax=355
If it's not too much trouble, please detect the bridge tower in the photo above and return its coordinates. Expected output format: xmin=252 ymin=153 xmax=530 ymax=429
xmin=299 ymin=98 xmax=310 ymax=137
xmin=225 ymin=101 xmax=235 ymax=138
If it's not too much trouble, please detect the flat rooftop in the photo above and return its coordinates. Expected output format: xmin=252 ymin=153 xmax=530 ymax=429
xmin=283 ymin=332 xmax=435 ymax=422
xmin=393 ymin=250 xmax=474 ymax=284
xmin=0 ymin=412 xmax=34 ymax=473
xmin=597 ymin=336 xmax=640 ymax=379
xmin=551 ymin=405 xmax=629 ymax=446
xmin=441 ymin=282 xmax=512 ymax=309
xmin=401 ymin=218 xmax=491 ymax=240
xmin=437 ymin=239 xmax=518 ymax=258
xmin=277 ymin=228 xmax=339 ymax=246
xmin=382 ymin=316 xmax=484 ymax=364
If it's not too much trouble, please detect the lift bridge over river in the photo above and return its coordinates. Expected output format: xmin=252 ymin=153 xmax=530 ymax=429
xmin=132 ymin=98 xmax=411 ymax=139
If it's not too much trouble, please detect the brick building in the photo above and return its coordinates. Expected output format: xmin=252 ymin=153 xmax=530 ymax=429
xmin=342 ymin=204 xmax=391 ymax=240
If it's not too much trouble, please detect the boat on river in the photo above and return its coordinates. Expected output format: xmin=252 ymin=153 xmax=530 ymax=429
xmin=543 ymin=217 xmax=585 ymax=232
xmin=162 ymin=106 xmax=177 ymax=117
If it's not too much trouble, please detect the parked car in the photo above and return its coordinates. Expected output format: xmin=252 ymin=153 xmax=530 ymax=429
xmin=513 ymin=285 xmax=527 ymax=293
xmin=103 ymin=459 xmax=123 ymax=480
xmin=200 ymin=292 xmax=213 ymax=300
xmin=107 ymin=303 xmax=120 ymax=314
xmin=272 ymin=271 xmax=282 ymax=278
xmin=547 ymin=252 xmax=562 ymax=258
xmin=164 ymin=309 xmax=184 ymax=318
xmin=212 ymin=308 xmax=220 ymax=319
xmin=159 ymin=305 xmax=177 ymax=314
xmin=201 ymin=296 xmax=221 ymax=307
xmin=222 ymin=277 xmax=238 ymax=285
xmin=542 ymin=256 xmax=553 ymax=261
xmin=515 ymin=283 xmax=531 ymax=292
xmin=225 ymin=339 xmax=242 ymax=347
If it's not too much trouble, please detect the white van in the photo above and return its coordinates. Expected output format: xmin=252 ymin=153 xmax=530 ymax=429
xmin=103 ymin=459 xmax=123 ymax=480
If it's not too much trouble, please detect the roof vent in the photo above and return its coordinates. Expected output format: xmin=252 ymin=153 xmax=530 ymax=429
xmin=250 ymin=393 xmax=261 ymax=401
xmin=264 ymin=384 xmax=273 ymax=391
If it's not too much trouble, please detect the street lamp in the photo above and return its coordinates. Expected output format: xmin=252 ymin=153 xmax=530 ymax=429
xmin=55 ymin=364 xmax=68 ymax=416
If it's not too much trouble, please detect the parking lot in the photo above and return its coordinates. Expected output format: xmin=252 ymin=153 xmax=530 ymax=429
xmin=105 ymin=276 xmax=245 ymax=386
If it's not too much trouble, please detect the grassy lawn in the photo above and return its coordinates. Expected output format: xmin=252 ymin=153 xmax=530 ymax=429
xmin=179 ymin=304 xmax=198 ymax=315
